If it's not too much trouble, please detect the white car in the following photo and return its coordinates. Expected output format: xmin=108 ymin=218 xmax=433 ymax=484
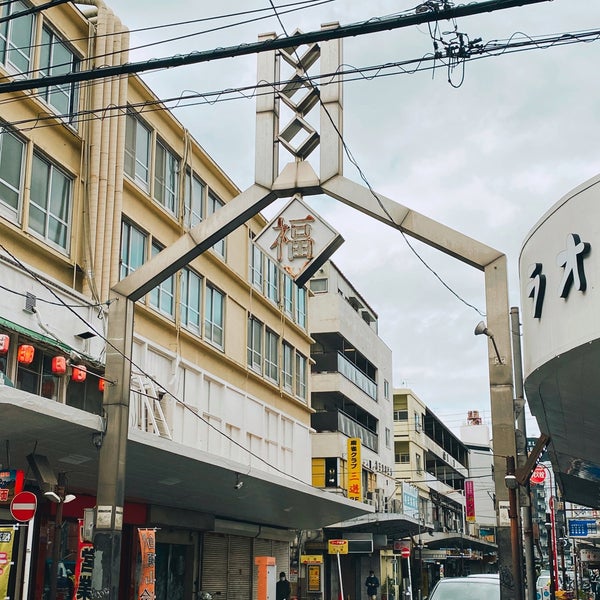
xmin=427 ymin=576 xmax=500 ymax=600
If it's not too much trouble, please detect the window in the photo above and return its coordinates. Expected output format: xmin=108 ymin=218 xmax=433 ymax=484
xmin=204 ymin=284 xmax=224 ymax=347
xmin=180 ymin=268 xmax=202 ymax=333
xmin=414 ymin=412 xmax=422 ymax=432
xmin=207 ymin=191 xmax=225 ymax=257
xmin=154 ymin=141 xmax=179 ymax=214
xmin=29 ymin=153 xmax=71 ymax=250
xmin=384 ymin=379 xmax=390 ymax=400
xmin=184 ymin=171 xmax=204 ymax=228
xmin=250 ymin=244 xmax=263 ymax=289
xmin=0 ymin=0 xmax=34 ymax=74
xmin=296 ymin=286 xmax=307 ymax=328
xmin=120 ymin=221 xmax=146 ymax=279
xmin=0 ymin=129 xmax=24 ymax=217
xmin=149 ymin=242 xmax=174 ymax=317
xmin=282 ymin=342 xmax=293 ymax=392
xmin=265 ymin=329 xmax=279 ymax=382
xmin=16 ymin=348 xmax=58 ymax=400
xmin=39 ymin=27 xmax=79 ymax=119
xmin=295 ymin=352 xmax=307 ymax=400
xmin=399 ymin=453 xmax=410 ymax=463
xmin=266 ymin=258 xmax=279 ymax=303
xmin=394 ymin=410 xmax=408 ymax=421
xmin=309 ymin=278 xmax=328 ymax=293
xmin=385 ymin=427 xmax=391 ymax=449
xmin=124 ymin=111 xmax=151 ymax=189
xmin=247 ymin=316 xmax=262 ymax=373
xmin=416 ymin=453 xmax=422 ymax=473
xmin=282 ymin=274 xmax=293 ymax=316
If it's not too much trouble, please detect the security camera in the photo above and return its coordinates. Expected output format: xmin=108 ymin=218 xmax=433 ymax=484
xmin=234 ymin=480 xmax=244 ymax=490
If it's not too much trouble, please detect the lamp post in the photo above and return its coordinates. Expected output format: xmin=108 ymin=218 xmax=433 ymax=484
xmin=45 ymin=472 xmax=76 ymax=600
xmin=504 ymin=456 xmax=524 ymax=600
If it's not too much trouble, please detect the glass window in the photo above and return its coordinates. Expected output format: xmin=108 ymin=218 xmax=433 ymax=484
xmin=399 ymin=453 xmax=410 ymax=463
xmin=180 ymin=268 xmax=201 ymax=333
xmin=16 ymin=347 xmax=59 ymax=400
xmin=394 ymin=410 xmax=408 ymax=421
xmin=384 ymin=379 xmax=390 ymax=400
xmin=204 ymin=284 xmax=224 ymax=348
xmin=295 ymin=352 xmax=307 ymax=400
xmin=266 ymin=258 xmax=279 ymax=303
xmin=154 ymin=141 xmax=179 ymax=215
xmin=120 ymin=221 xmax=146 ymax=279
xmin=296 ymin=286 xmax=307 ymax=328
xmin=250 ymin=244 xmax=263 ymax=289
xmin=124 ymin=111 xmax=151 ymax=189
xmin=207 ymin=191 xmax=225 ymax=257
xmin=39 ymin=27 xmax=79 ymax=120
xmin=149 ymin=242 xmax=174 ymax=317
xmin=282 ymin=342 xmax=293 ymax=392
xmin=309 ymin=278 xmax=328 ymax=293
xmin=0 ymin=129 xmax=24 ymax=216
xmin=247 ymin=316 xmax=262 ymax=373
xmin=29 ymin=153 xmax=71 ymax=250
xmin=283 ymin=273 xmax=293 ymax=316
xmin=385 ymin=427 xmax=391 ymax=449
xmin=184 ymin=171 xmax=204 ymax=228
xmin=265 ymin=329 xmax=279 ymax=382
xmin=0 ymin=0 xmax=34 ymax=74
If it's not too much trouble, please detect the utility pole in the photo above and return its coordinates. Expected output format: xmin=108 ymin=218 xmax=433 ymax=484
xmin=511 ymin=306 xmax=536 ymax=600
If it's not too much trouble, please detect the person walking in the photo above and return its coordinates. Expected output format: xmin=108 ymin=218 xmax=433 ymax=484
xmin=276 ymin=571 xmax=291 ymax=600
xmin=365 ymin=570 xmax=380 ymax=600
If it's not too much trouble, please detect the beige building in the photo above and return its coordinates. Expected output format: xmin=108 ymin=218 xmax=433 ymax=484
xmin=0 ymin=2 xmax=364 ymax=599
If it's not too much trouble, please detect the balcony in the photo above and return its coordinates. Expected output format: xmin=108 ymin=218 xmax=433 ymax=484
xmin=312 ymin=350 xmax=377 ymax=400
xmin=312 ymin=409 xmax=378 ymax=452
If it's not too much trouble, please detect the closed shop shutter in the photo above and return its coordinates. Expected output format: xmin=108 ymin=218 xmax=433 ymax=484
xmin=201 ymin=533 xmax=228 ymax=597
xmin=273 ymin=540 xmax=290 ymax=577
xmin=228 ymin=534 xmax=252 ymax=599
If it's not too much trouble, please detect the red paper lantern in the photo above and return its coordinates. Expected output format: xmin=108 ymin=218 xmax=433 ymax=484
xmin=51 ymin=356 xmax=67 ymax=374
xmin=0 ymin=334 xmax=9 ymax=354
xmin=98 ymin=378 xmax=106 ymax=392
xmin=71 ymin=365 xmax=87 ymax=382
xmin=17 ymin=345 xmax=35 ymax=365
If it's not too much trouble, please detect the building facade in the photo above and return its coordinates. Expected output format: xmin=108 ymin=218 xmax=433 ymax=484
xmin=0 ymin=2 xmax=366 ymax=599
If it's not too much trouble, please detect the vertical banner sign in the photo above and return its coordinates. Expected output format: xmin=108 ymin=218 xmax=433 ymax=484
xmin=0 ymin=527 xmax=14 ymax=600
xmin=0 ymin=470 xmax=24 ymax=504
xmin=465 ymin=480 xmax=476 ymax=523
xmin=74 ymin=519 xmax=94 ymax=600
xmin=138 ymin=529 xmax=156 ymax=600
xmin=347 ymin=437 xmax=362 ymax=501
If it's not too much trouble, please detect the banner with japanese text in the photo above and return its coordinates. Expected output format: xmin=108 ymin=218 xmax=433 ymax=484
xmin=138 ymin=528 xmax=156 ymax=600
xmin=465 ymin=480 xmax=476 ymax=523
xmin=347 ymin=437 xmax=362 ymax=501
xmin=73 ymin=519 xmax=94 ymax=600
xmin=0 ymin=527 xmax=15 ymax=600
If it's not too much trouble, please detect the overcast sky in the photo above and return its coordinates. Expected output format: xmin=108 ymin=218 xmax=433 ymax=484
xmin=108 ymin=0 xmax=600 ymax=435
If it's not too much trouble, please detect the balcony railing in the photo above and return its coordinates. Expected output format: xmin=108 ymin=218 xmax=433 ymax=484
xmin=311 ymin=410 xmax=378 ymax=452
xmin=337 ymin=352 xmax=377 ymax=400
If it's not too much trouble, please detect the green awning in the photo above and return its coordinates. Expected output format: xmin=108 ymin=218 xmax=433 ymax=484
xmin=0 ymin=315 xmax=72 ymax=353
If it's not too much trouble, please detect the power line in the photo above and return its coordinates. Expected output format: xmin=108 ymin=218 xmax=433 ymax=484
xmin=0 ymin=0 xmax=552 ymax=94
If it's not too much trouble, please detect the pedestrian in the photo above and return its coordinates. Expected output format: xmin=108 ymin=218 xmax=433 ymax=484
xmin=276 ymin=571 xmax=291 ymax=600
xmin=365 ymin=570 xmax=380 ymax=600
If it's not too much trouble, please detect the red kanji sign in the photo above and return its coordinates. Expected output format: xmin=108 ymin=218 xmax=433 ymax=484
xmin=10 ymin=491 xmax=37 ymax=522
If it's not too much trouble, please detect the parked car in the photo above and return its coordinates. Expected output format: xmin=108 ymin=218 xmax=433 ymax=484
xmin=426 ymin=575 xmax=500 ymax=600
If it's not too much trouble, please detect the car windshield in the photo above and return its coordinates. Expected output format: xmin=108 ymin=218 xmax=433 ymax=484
xmin=430 ymin=579 xmax=500 ymax=600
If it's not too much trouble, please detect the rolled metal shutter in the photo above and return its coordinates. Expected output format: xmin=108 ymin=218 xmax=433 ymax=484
xmin=201 ymin=533 xmax=228 ymax=598
xmin=228 ymin=534 xmax=253 ymax=599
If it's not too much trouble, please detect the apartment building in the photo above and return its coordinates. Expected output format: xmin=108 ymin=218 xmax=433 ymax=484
xmin=0 ymin=2 xmax=365 ymax=599
xmin=393 ymin=389 xmax=498 ymax=593
xmin=306 ymin=261 xmax=410 ymax=600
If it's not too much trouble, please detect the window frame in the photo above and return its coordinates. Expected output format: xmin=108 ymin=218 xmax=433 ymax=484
xmin=149 ymin=241 xmax=175 ymax=318
xmin=295 ymin=351 xmax=307 ymax=400
xmin=28 ymin=152 xmax=72 ymax=252
xmin=124 ymin=110 xmax=151 ymax=190
xmin=282 ymin=342 xmax=293 ymax=392
xmin=0 ymin=127 xmax=24 ymax=221
xmin=120 ymin=220 xmax=147 ymax=279
xmin=207 ymin=190 xmax=226 ymax=257
xmin=204 ymin=283 xmax=224 ymax=348
xmin=247 ymin=316 xmax=263 ymax=373
xmin=180 ymin=268 xmax=202 ymax=334
xmin=184 ymin=169 xmax=204 ymax=228
xmin=154 ymin=139 xmax=179 ymax=215
xmin=264 ymin=328 xmax=279 ymax=383
xmin=0 ymin=0 xmax=34 ymax=75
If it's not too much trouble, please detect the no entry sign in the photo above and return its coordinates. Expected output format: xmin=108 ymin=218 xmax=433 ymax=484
xmin=10 ymin=491 xmax=37 ymax=522
xmin=401 ymin=546 xmax=411 ymax=559
xmin=530 ymin=465 xmax=547 ymax=485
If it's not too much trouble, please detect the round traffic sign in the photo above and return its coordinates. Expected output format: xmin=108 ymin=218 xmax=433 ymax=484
xmin=530 ymin=465 xmax=547 ymax=485
xmin=10 ymin=491 xmax=37 ymax=522
xmin=401 ymin=547 xmax=411 ymax=559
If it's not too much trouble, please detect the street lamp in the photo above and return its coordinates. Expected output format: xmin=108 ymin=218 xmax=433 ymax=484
xmin=46 ymin=473 xmax=76 ymax=600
